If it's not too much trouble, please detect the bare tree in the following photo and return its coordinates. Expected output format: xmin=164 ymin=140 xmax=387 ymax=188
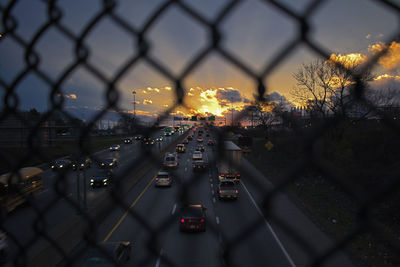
xmin=291 ymin=57 xmax=374 ymax=118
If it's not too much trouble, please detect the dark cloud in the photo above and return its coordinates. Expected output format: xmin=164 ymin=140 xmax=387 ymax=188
xmin=217 ymin=89 xmax=242 ymax=103
xmin=243 ymin=98 xmax=251 ymax=104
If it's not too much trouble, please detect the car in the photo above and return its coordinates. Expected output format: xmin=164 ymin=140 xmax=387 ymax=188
xmin=142 ymin=137 xmax=155 ymax=145
xmin=134 ymin=135 xmax=143 ymax=140
xmin=176 ymin=144 xmax=186 ymax=153
xmin=0 ymin=231 xmax=8 ymax=262
xmin=207 ymin=140 xmax=215 ymax=146
xmin=99 ymin=158 xmax=118 ymax=169
xmin=109 ymin=144 xmax=120 ymax=151
xmin=195 ymin=145 xmax=205 ymax=152
xmin=156 ymin=136 xmax=164 ymax=142
xmin=163 ymin=152 xmax=179 ymax=168
xmin=197 ymin=137 xmax=203 ymax=142
xmin=124 ymin=138 xmax=132 ymax=144
xmin=206 ymin=132 xmax=210 ymax=137
xmin=71 ymin=157 xmax=92 ymax=171
xmin=182 ymin=139 xmax=189 ymax=144
xmin=179 ymin=204 xmax=207 ymax=232
xmin=192 ymin=160 xmax=207 ymax=172
xmin=155 ymin=171 xmax=172 ymax=187
xmin=218 ymin=179 xmax=239 ymax=200
xmin=90 ymin=169 xmax=113 ymax=188
xmin=164 ymin=131 xmax=172 ymax=136
xmin=192 ymin=151 xmax=203 ymax=161
xmin=82 ymin=242 xmax=131 ymax=266
xmin=187 ymin=135 xmax=193 ymax=141
xmin=51 ymin=159 xmax=72 ymax=171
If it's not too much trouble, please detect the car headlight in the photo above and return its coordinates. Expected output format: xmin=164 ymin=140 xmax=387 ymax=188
xmin=51 ymin=165 xmax=54 ymax=168
xmin=101 ymin=163 xmax=105 ymax=166
xmin=59 ymin=165 xmax=63 ymax=168
xmin=90 ymin=179 xmax=94 ymax=182
xmin=109 ymin=163 xmax=113 ymax=166
xmin=103 ymin=178 xmax=108 ymax=182
xmin=81 ymin=163 xmax=85 ymax=167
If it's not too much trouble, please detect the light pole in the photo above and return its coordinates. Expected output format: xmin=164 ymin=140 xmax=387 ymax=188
xmin=132 ymin=90 xmax=136 ymax=119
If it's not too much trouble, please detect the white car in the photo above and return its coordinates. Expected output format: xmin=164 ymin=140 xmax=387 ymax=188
xmin=155 ymin=171 xmax=172 ymax=187
xmin=110 ymin=144 xmax=121 ymax=151
xmin=163 ymin=152 xmax=179 ymax=168
xmin=192 ymin=151 xmax=203 ymax=161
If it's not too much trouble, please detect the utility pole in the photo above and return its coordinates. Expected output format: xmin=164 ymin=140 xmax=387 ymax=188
xmin=132 ymin=90 xmax=136 ymax=119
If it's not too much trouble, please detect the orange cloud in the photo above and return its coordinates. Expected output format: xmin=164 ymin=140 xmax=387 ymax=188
xmin=143 ymin=99 xmax=153 ymax=105
xmin=57 ymin=93 xmax=77 ymax=99
xmin=373 ymin=74 xmax=400 ymax=81
xmin=369 ymin=41 xmax=400 ymax=70
xmin=328 ymin=53 xmax=367 ymax=68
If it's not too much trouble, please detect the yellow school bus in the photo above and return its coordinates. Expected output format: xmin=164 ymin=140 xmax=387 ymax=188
xmin=0 ymin=167 xmax=44 ymax=213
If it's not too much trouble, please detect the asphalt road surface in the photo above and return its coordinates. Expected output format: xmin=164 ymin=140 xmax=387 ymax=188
xmin=74 ymin=130 xmax=295 ymax=267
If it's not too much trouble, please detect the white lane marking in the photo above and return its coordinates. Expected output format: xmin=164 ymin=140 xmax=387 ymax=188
xmin=209 ymin=174 xmax=212 ymax=177
xmin=213 ymin=197 xmax=216 ymax=203
xmin=209 ymin=179 xmax=212 ymax=183
xmin=184 ymin=167 xmax=187 ymax=172
xmin=210 ymin=183 xmax=213 ymax=188
xmin=211 ymin=190 xmax=214 ymax=195
xmin=216 ymin=216 xmax=220 ymax=224
xmin=155 ymin=248 xmax=163 ymax=267
xmin=171 ymin=203 xmax=177 ymax=215
xmin=241 ymin=181 xmax=296 ymax=267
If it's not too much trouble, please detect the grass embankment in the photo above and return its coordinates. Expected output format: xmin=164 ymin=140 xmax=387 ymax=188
xmin=244 ymin=122 xmax=400 ymax=267
xmin=0 ymin=135 xmax=131 ymax=174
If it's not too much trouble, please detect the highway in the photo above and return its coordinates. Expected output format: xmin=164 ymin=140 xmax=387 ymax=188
xmin=72 ymin=128 xmax=294 ymax=267
xmin=1 ymin=130 xmax=184 ymax=265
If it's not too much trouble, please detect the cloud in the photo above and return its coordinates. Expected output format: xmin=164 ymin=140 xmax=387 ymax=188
xmin=369 ymin=41 xmax=400 ymax=70
xmin=366 ymin=34 xmax=371 ymax=40
xmin=57 ymin=93 xmax=77 ymax=99
xmin=216 ymin=88 xmax=242 ymax=103
xmin=328 ymin=53 xmax=367 ymax=67
xmin=143 ymin=99 xmax=153 ymax=105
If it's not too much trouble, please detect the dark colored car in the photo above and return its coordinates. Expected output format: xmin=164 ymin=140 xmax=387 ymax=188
xmin=90 ymin=169 xmax=113 ymax=188
xmin=207 ymin=140 xmax=215 ymax=146
xmin=195 ymin=145 xmax=205 ymax=152
xmin=218 ymin=179 xmax=239 ymax=200
xmin=187 ymin=135 xmax=193 ymax=141
xmin=142 ymin=137 xmax=155 ymax=145
xmin=51 ymin=159 xmax=72 ymax=171
xmin=72 ymin=157 xmax=92 ymax=171
xmin=99 ymin=158 xmax=118 ymax=169
xmin=176 ymin=144 xmax=186 ymax=153
xmin=182 ymin=139 xmax=189 ymax=144
xmin=124 ymin=138 xmax=133 ymax=144
xmin=82 ymin=242 xmax=131 ymax=266
xmin=179 ymin=205 xmax=207 ymax=232
xmin=192 ymin=161 xmax=207 ymax=172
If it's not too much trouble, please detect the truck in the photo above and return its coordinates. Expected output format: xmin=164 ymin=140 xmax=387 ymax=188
xmin=217 ymin=141 xmax=242 ymax=182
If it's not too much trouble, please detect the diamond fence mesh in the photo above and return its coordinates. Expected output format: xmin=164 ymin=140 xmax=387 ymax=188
xmin=1 ymin=0 xmax=400 ymax=266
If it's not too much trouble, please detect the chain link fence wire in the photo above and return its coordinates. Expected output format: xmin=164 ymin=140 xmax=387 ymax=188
xmin=1 ymin=0 xmax=400 ymax=266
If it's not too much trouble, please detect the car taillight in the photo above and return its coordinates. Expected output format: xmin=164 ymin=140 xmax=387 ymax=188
xmin=235 ymin=190 xmax=239 ymax=194
xmin=181 ymin=219 xmax=185 ymax=223
xmin=156 ymin=178 xmax=159 ymax=181
xmin=200 ymin=219 xmax=204 ymax=223
xmin=202 ymin=165 xmax=205 ymax=168
xmin=193 ymin=165 xmax=196 ymax=168
xmin=167 ymin=178 xmax=170 ymax=181
xmin=218 ymin=190 xmax=222 ymax=194
xmin=237 ymin=174 xmax=241 ymax=177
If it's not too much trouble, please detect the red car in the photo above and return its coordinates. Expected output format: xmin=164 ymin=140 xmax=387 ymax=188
xmin=207 ymin=140 xmax=215 ymax=146
xmin=179 ymin=205 xmax=207 ymax=232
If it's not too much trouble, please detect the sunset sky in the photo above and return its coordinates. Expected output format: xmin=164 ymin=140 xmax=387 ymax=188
xmin=1 ymin=0 xmax=400 ymax=123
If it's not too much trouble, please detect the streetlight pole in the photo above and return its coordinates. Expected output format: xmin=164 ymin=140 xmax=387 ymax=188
xmin=132 ymin=90 xmax=136 ymax=119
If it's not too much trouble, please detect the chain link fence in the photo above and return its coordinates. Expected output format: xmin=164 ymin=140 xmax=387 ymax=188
xmin=1 ymin=0 xmax=400 ymax=266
